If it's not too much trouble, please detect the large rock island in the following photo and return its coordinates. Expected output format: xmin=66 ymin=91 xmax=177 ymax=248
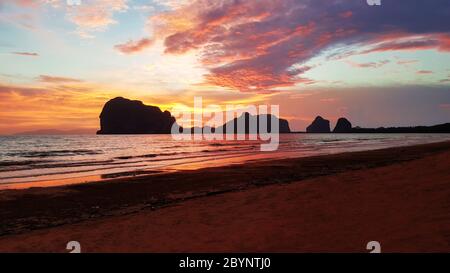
xmin=97 ymin=97 xmax=176 ymax=134
xmin=333 ymin=117 xmax=352 ymax=133
xmin=306 ymin=116 xmax=331 ymax=133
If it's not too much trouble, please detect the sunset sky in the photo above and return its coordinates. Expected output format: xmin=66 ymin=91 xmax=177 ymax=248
xmin=1 ymin=0 xmax=449 ymax=134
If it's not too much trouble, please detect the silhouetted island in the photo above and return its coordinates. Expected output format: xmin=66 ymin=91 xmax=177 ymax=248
xmin=220 ymin=112 xmax=291 ymax=134
xmin=304 ymin=116 xmax=450 ymax=133
xmin=97 ymin=97 xmax=291 ymax=134
xmin=349 ymin=123 xmax=450 ymax=133
xmin=306 ymin=116 xmax=330 ymax=133
xmin=189 ymin=112 xmax=291 ymax=134
xmin=97 ymin=98 xmax=449 ymax=135
xmin=97 ymin=97 xmax=176 ymax=134
xmin=333 ymin=118 xmax=352 ymax=133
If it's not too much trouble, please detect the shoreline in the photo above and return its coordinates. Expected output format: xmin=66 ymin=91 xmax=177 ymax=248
xmin=3 ymin=133 xmax=450 ymax=189
xmin=0 ymin=141 xmax=449 ymax=240
xmin=0 ymin=140 xmax=449 ymax=251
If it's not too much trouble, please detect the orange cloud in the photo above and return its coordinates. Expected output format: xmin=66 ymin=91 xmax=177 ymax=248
xmin=339 ymin=11 xmax=353 ymax=19
xmin=0 ymin=82 xmax=109 ymax=134
xmin=114 ymin=38 xmax=154 ymax=54
xmin=204 ymin=68 xmax=315 ymax=93
xmin=37 ymin=75 xmax=83 ymax=83
xmin=438 ymin=34 xmax=450 ymax=51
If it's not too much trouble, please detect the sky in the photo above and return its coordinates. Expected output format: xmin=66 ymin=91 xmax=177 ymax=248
xmin=0 ymin=0 xmax=449 ymax=134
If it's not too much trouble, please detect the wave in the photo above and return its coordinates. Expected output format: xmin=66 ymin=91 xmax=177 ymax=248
xmin=0 ymin=160 xmax=53 ymax=168
xmin=207 ymin=142 xmax=245 ymax=147
xmin=0 ymin=159 xmax=115 ymax=173
xmin=201 ymin=149 xmax=230 ymax=153
xmin=6 ymin=149 xmax=102 ymax=158
xmin=114 ymin=152 xmax=184 ymax=160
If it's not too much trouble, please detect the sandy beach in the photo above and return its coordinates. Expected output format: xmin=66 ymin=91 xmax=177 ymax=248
xmin=0 ymin=141 xmax=450 ymax=252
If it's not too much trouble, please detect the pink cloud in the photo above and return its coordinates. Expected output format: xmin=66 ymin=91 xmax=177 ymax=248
xmin=361 ymin=34 xmax=450 ymax=55
xmin=6 ymin=0 xmax=37 ymax=7
xmin=145 ymin=0 xmax=450 ymax=92
xmin=114 ymin=38 xmax=154 ymax=54
xmin=0 ymin=83 xmax=47 ymax=96
xmin=339 ymin=11 xmax=353 ymax=19
xmin=417 ymin=70 xmax=433 ymax=74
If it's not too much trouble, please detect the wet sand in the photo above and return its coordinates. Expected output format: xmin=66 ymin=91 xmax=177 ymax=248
xmin=0 ymin=141 xmax=450 ymax=252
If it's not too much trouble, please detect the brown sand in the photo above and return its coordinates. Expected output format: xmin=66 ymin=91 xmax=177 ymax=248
xmin=0 ymin=142 xmax=450 ymax=252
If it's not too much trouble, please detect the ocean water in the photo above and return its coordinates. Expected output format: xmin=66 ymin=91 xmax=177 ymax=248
xmin=1 ymin=133 xmax=450 ymax=189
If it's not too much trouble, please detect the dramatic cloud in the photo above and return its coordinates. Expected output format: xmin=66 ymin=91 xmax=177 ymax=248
xmin=114 ymin=38 xmax=154 ymax=54
xmin=38 ymin=75 xmax=83 ymax=83
xmin=11 ymin=51 xmax=39 ymax=56
xmin=146 ymin=0 xmax=450 ymax=92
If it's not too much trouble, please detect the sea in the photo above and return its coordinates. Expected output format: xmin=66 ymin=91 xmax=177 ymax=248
xmin=1 ymin=134 xmax=450 ymax=189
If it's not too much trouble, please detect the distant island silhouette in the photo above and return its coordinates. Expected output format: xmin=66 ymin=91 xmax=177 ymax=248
xmin=96 ymin=97 xmax=450 ymax=135
xmin=97 ymin=97 xmax=290 ymax=134
xmin=305 ymin=116 xmax=450 ymax=133
xmin=14 ymin=129 xmax=94 ymax=135
xmin=333 ymin=118 xmax=352 ymax=133
xmin=188 ymin=112 xmax=291 ymax=134
xmin=306 ymin=116 xmax=330 ymax=133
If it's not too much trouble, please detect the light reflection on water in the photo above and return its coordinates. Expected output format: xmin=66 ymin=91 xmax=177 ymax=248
xmin=1 ymin=133 xmax=449 ymax=189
